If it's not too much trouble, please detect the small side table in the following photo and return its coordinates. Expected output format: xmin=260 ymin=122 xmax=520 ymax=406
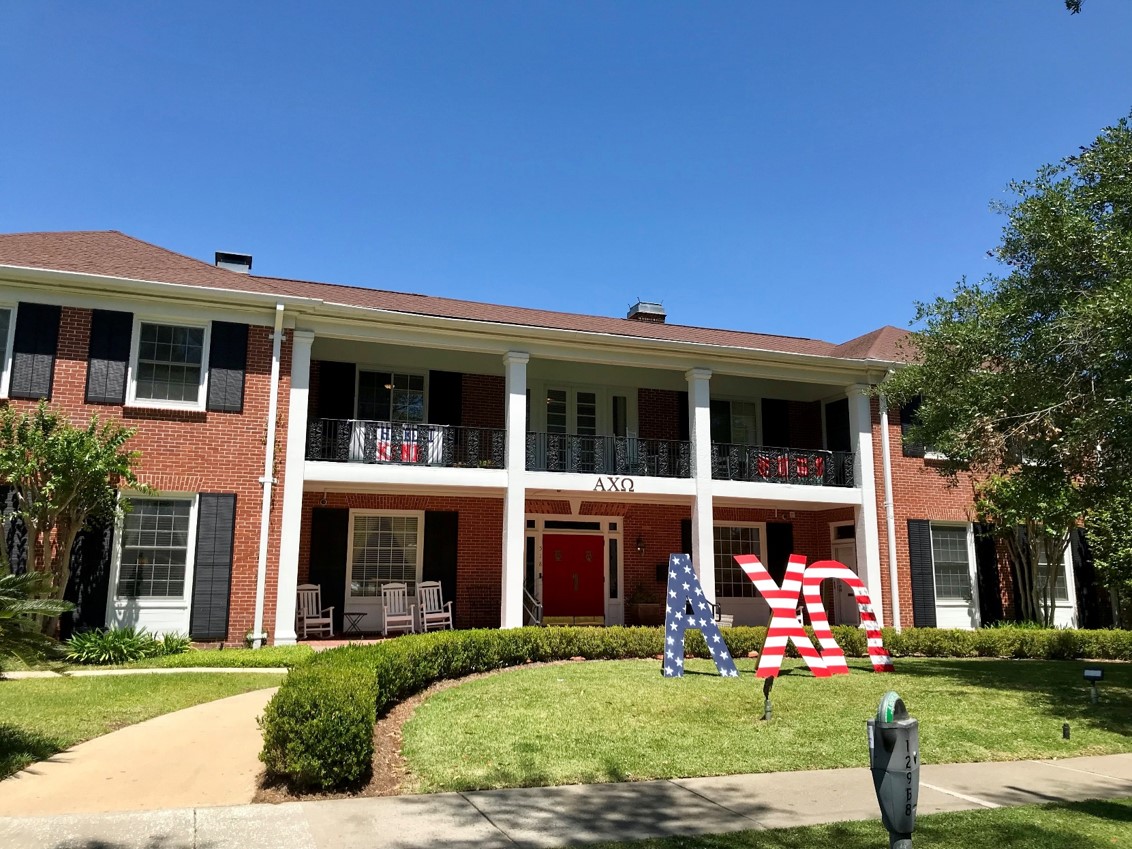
xmin=343 ymin=612 xmax=366 ymax=635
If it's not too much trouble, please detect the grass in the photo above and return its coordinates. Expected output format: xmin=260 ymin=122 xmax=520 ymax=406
xmin=569 ymin=799 xmax=1132 ymax=849
xmin=0 ymin=671 xmax=284 ymax=778
xmin=401 ymin=657 xmax=1132 ymax=792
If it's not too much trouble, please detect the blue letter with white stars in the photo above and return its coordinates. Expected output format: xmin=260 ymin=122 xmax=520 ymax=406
xmin=662 ymin=553 xmax=739 ymax=678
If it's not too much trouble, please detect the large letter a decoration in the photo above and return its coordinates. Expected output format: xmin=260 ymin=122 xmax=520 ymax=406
xmin=662 ymin=554 xmax=738 ymax=678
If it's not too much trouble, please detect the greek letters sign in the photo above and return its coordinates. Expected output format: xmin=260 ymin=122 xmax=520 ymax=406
xmin=662 ymin=552 xmax=894 ymax=679
xmin=592 ymin=476 xmax=635 ymax=492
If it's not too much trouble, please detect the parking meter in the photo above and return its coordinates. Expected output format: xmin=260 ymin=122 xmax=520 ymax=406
xmin=866 ymin=691 xmax=919 ymax=849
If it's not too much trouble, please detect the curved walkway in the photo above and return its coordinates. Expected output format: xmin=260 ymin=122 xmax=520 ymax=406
xmin=0 ymin=686 xmax=277 ymax=816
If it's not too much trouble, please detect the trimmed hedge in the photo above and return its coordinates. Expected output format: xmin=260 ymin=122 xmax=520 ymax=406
xmin=259 ymin=624 xmax=1132 ymax=790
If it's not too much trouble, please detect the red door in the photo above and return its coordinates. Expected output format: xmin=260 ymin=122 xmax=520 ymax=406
xmin=542 ymin=534 xmax=605 ymax=618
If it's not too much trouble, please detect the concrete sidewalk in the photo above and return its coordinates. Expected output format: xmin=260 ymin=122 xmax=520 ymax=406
xmin=0 ymin=687 xmax=278 ymax=817
xmin=1 ymin=753 xmax=1129 ymax=849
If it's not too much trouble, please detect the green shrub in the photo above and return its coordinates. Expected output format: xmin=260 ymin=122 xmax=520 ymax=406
xmin=259 ymin=623 xmax=1132 ymax=791
xmin=66 ymin=627 xmax=164 ymax=664
xmin=159 ymin=632 xmax=192 ymax=656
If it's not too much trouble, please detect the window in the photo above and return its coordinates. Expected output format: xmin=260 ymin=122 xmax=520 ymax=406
xmin=357 ymin=371 xmax=425 ymax=422
xmin=0 ymin=306 xmax=11 ymax=395
xmin=1037 ymin=552 xmax=1070 ymax=602
xmin=709 ymin=400 xmax=756 ymax=445
xmin=349 ymin=513 xmax=421 ymax=597
xmin=713 ymin=524 xmax=764 ymax=598
xmin=930 ymin=525 xmax=972 ymax=601
xmin=116 ymin=498 xmax=193 ymax=599
xmin=133 ymin=322 xmax=206 ymax=404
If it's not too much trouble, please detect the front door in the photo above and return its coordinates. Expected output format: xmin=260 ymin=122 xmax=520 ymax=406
xmin=542 ymin=534 xmax=605 ymax=623
xmin=832 ymin=541 xmax=860 ymax=626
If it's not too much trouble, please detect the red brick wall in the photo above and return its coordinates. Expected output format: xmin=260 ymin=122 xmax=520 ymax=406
xmin=638 ymin=388 xmax=682 ymax=440
xmin=5 ymin=305 xmax=291 ymax=644
xmin=870 ymin=398 xmax=977 ymax=628
xmin=297 ymin=491 xmax=504 ymax=629
xmin=461 ymin=374 xmax=504 ymax=429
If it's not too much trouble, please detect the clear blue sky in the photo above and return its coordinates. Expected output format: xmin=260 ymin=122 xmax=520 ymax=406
xmin=2 ymin=2 xmax=1130 ymax=344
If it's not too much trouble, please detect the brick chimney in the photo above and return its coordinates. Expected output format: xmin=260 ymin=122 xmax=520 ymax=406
xmin=626 ymin=301 xmax=666 ymax=324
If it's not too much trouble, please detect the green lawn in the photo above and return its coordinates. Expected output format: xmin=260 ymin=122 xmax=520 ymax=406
xmin=402 ymin=657 xmax=1132 ymax=792
xmin=568 ymin=799 xmax=1132 ymax=849
xmin=0 ymin=672 xmax=284 ymax=778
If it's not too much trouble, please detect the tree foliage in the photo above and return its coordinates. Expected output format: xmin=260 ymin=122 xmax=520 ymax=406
xmin=0 ymin=402 xmax=145 ymax=604
xmin=885 ymin=112 xmax=1132 ymax=624
xmin=0 ymin=571 xmax=73 ymax=667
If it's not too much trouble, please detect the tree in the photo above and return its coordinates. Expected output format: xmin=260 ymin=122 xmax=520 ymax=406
xmin=885 ymin=112 xmax=1132 ymax=625
xmin=0 ymin=571 xmax=73 ymax=668
xmin=0 ymin=402 xmax=145 ymax=608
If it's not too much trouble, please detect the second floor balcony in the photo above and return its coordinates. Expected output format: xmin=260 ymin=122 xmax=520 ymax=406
xmin=525 ymin=433 xmax=691 ymax=477
xmin=710 ymin=443 xmax=855 ymax=487
xmin=306 ymin=419 xmax=506 ymax=469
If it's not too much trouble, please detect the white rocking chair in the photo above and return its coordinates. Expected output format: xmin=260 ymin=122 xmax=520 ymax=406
xmin=296 ymin=583 xmax=334 ymax=638
xmin=381 ymin=582 xmax=417 ymax=636
xmin=417 ymin=580 xmax=454 ymax=632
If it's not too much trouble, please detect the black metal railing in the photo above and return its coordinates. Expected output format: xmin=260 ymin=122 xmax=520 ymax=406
xmin=306 ymin=419 xmax=506 ymax=469
xmin=526 ymin=433 xmax=691 ymax=477
xmin=710 ymin=444 xmax=855 ymax=487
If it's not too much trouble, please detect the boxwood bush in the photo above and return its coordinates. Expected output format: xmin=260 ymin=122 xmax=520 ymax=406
xmin=259 ymin=624 xmax=1132 ymax=791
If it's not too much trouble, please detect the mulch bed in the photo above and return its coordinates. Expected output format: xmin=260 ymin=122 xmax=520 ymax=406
xmin=254 ymin=660 xmax=578 ymax=803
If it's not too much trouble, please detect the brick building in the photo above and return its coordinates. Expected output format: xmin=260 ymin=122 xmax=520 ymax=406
xmin=0 ymin=231 xmax=1079 ymax=644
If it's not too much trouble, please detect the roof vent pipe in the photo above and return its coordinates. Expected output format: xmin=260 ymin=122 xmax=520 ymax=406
xmin=215 ymin=251 xmax=253 ymax=274
xmin=627 ymin=301 xmax=666 ymax=323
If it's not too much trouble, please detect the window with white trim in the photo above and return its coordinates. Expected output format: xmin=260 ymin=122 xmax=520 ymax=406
xmin=930 ymin=524 xmax=972 ymax=601
xmin=357 ymin=371 xmax=425 ymax=422
xmin=0 ymin=306 xmax=11 ymax=396
xmin=713 ymin=524 xmax=765 ymax=598
xmin=134 ymin=322 xmax=206 ymax=404
xmin=1036 ymin=551 xmax=1070 ymax=602
xmin=116 ymin=498 xmax=193 ymax=599
xmin=349 ymin=513 xmax=421 ymax=597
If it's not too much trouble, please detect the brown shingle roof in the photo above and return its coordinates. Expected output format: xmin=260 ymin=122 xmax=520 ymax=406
xmin=831 ymin=325 xmax=912 ymax=362
xmin=0 ymin=230 xmax=898 ymax=361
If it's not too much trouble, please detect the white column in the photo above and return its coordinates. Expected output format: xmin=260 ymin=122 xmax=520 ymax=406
xmin=847 ymin=383 xmax=885 ymax=627
xmin=686 ymin=368 xmax=716 ymax=603
xmin=273 ymin=329 xmax=314 ymax=645
xmin=501 ymin=352 xmax=529 ymax=628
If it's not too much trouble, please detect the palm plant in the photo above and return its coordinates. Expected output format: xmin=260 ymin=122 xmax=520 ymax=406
xmin=0 ymin=571 xmax=73 ymax=669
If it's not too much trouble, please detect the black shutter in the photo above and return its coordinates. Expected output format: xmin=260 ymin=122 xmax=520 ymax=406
xmin=206 ymin=322 xmax=249 ymax=413
xmin=9 ymin=303 xmax=61 ymax=400
xmin=710 ymin=399 xmax=732 ymax=443
xmin=0 ymin=486 xmax=28 ymax=574
xmin=85 ymin=309 xmax=132 ymax=404
xmin=423 ymin=511 xmax=459 ymax=626
xmin=189 ymin=493 xmax=237 ymax=641
xmin=761 ymin=398 xmax=790 ymax=448
xmin=677 ymin=392 xmax=690 ymax=441
xmin=900 ymin=397 xmax=926 ymax=458
xmin=680 ymin=518 xmax=693 ymax=561
xmin=308 ymin=507 xmax=348 ymax=633
xmin=824 ymin=398 xmax=851 ymax=452
xmin=766 ymin=522 xmax=794 ymax=585
xmin=62 ymin=520 xmax=114 ymax=638
xmin=1070 ymin=529 xmax=1111 ymax=629
xmin=974 ymin=523 xmax=1003 ymax=626
xmin=428 ymin=371 xmax=463 ymax=426
xmin=907 ymin=519 xmax=937 ymax=627
xmin=316 ymin=361 xmax=356 ymax=420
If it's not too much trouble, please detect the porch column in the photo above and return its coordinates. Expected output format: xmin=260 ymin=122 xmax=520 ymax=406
xmin=847 ymin=383 xmax=885 ymax=627
xmin=501 ymin=351 xmax=529 ymax=628
xmin=273 ymin=329 xmax=314 ymax=645
xmin=686 ymin=368 xmax=716 ymax=603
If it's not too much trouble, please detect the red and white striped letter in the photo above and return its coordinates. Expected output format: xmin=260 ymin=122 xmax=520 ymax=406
xmin=801 ymin=561 xmax=894 ymax=673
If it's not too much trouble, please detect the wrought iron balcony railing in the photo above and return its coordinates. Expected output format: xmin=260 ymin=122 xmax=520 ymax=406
xmin=306 ymin=419 xmax=505 ymax=469
xmin=710 ymin=443 xmax=855 ymax=487
xmin=526 ymin=433 xmax=692 ymax=477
